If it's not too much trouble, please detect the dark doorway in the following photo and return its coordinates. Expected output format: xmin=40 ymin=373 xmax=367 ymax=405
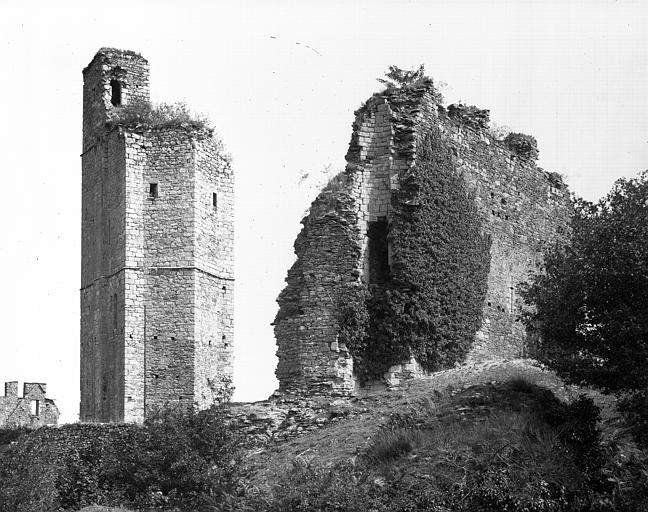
xmin=368 ymin=217 xmax=390 ymax=285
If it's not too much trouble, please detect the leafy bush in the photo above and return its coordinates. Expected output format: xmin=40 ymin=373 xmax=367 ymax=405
xmin=504 ymin=132 xmax=539 ymax=160
xmin=377 ymin=64 xmax=444 ymax=103
xmin=0 ymin=405 xmax=242 ymax=511
xmin=619 ymin=389 xmax=648 ymax=449
xmin=521 ymin=172 xmax=648 ymax=393
xmin=0 ymin=427 xmax=27 ymax=447
xmin=108 ymin=99 xmax=211 ymax=131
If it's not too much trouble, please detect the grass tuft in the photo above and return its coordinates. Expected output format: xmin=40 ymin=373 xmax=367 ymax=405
xmin=364 ymin=428 xmax=420 ymax=464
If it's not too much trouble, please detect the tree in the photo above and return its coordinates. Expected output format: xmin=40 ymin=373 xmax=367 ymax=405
xmin=521 ymin=171 xmax=648 ymax=392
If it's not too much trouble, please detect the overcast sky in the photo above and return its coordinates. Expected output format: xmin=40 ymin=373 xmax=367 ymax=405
xmin=1 ymin=0 xmax=647 ymax=424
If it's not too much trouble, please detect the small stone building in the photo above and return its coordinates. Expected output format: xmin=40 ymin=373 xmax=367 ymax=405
xmin=0 ymin=382 xmax=60 ymax=428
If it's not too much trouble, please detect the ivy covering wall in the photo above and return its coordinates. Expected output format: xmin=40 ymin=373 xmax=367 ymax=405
xmin=340 ymin=123 xmax=492 ymax=380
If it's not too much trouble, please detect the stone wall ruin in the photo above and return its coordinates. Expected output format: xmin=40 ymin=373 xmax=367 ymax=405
xmin=274 ymin=82 xmax=571 ymax=395
xmin=0 ymin=382 xmax=60 ymax=428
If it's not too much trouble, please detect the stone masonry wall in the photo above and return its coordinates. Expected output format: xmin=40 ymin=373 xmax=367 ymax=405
xmin=193 ymin=138 xmax=235 ymax=408
xmin=274 ymin=85 xmax=571 ymax=395
xmin=274 ymin=90 xmax=427 ymax=394
xmin=0 ymin=382 xmax=59 ymax=428
xmin=441 ymin=112 xmax=571 ymax=361
xmin=273 ymin=189 xmax=359 ymax=395
xmin=80 ymin=128 xmax=128 ymax=422
xmin=81 ymin=48 xmax=234 ymax=423
xmin=82 ymin=48 xmax=149 ymax=153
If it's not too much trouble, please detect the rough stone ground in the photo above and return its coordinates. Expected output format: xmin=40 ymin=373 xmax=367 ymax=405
xmin=242 ymin=358 xmax=621 ymax=488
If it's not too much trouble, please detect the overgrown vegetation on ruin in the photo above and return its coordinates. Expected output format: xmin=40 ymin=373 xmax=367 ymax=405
xmin=3 ymin=378 xmax=647 ymax=511
xmin=0 ymin=405 xmax=243 ymax=511
xmin=521 ymin=171 xmax=648 ymax=394
xmin=263 ymin=380 xmax=648 ymax=512
xmin=377 ymin=64 xmax=444 ymax=103
xmin=504 ymin=132 xmax=539 ymax=160
xmin=340 ymin=126 xmax=491 ymax=380
xmin=108 ymin=100 xmax=212 ymax=131
xmin=521 ymin=171 xmax=648 ymax=457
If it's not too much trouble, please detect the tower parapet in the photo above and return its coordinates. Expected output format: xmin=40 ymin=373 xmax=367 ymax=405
xmin=82 ymin=48 xmax=150 ymax=152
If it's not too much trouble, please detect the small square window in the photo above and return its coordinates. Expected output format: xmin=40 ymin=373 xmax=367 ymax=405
xmin=149 ymin=183 xmax=158 ymax=198
xmin=212 ymin=192 xmax=217 ymax=209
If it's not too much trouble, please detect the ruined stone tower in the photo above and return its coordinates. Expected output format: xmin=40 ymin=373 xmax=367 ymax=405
xmin=274 ymin=82 xmax=571 ymax=395
xmin=80 ymin=48 xmax=234 ymax=423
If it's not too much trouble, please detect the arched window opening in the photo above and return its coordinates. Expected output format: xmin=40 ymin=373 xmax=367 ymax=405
xmin=110 ymin=80 xmax=122 ymax=106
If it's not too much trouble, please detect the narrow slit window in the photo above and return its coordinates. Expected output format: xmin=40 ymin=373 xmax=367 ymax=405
xmin=110 ymin=80 xmax=122 ymax=106
xmin=212 ymin=192 xmax=218 ymax=209
xmin=149 ymin=183 xmax=158 ymax=198
xmin=31 ymin=400 xmax=40 ymax=416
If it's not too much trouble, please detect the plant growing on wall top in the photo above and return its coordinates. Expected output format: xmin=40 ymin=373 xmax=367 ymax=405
xmin=378 ymin=65 xmax=444 ymax=103
xmin=504 ymin=132 xmax=538 ymax=160
xmin=108 ymin=99 xmax=212 ymax=132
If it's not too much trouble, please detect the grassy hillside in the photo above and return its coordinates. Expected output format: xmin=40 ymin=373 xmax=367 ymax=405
xmin=1 ymin=360 xmax=647 ymax=511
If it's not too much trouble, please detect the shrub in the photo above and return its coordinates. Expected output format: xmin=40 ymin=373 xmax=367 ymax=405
xmin=619 ymin=389 xmax=648 ymax=449
xmin=521 ymin=172 xmax=648 ymax=393
xmin=0 ymin=405 xmax=242 ymax=511
xmin=108 ymin=99 xmax=211 ymax=131
xmin=377 ymin=64 xmax=444 ymax=103
xmin=504 ymin=132 xmax=539 ymax=160
xmin=0 ymin=427 xmax=27 ymax=447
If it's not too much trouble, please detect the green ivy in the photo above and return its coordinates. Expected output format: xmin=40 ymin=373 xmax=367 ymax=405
xmin=504 ymin=132 xmax=538 ymax=160
xmin=346 ymin=126 xmax=491 ymax=380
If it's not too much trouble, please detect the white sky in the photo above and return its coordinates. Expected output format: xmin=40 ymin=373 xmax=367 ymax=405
xmin=1 ymin=0 xmax=646 ymax=424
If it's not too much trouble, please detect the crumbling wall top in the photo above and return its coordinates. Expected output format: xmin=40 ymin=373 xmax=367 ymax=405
xmin=83 ymin=47 xmax=148 ymax=74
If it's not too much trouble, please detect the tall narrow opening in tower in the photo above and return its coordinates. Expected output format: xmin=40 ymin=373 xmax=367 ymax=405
xmin=110 ymin=80 xmax=122 ymax=106
xmin=367 ymin=217 xmax=390 ymax=285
